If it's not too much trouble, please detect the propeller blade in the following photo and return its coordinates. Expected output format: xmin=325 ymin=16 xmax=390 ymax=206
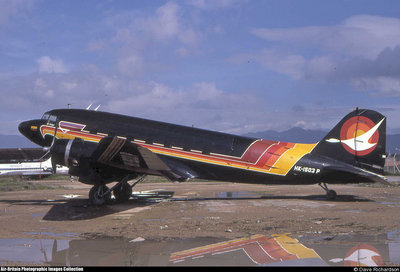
xmin=38 ymin=149 xmax=51 ymax=162
xmin=51 ymin=158 xmax=57 ymax=174
xmin=45 ymin=116 xmax=59 ymax=174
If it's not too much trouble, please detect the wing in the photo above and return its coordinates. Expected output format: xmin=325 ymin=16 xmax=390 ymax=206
xmin=51 ymin=136 xmax=198 ymax=182
xmin=92 ymin=137 xmax=183 ymax=180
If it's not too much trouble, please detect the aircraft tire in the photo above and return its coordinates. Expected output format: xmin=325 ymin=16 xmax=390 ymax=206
xmin=89 ymin=184 xmax=111 ymax=205
xmin=326 ymin=190 xmax=337 ymax=200
xmin=113 ymin=183 xmax=132 ymax=203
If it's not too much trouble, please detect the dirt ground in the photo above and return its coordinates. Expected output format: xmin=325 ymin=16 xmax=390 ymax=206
xmin=0 ymin=178 xmax=399 ymax=242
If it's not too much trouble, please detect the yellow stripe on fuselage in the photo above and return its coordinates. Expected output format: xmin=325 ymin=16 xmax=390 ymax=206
xmin=145 ymin=142 xmax=317 ymax=176
xmin=272 ymin=143 xmax=317 ymax=175
xmin=41 ymin=125 xmax=317 ymax=176
xmin=273 ymin=234 xmax=320 ymax=259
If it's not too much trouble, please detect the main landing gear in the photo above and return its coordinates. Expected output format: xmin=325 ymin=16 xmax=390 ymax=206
xmin=89 ymin=174 xmax=147 ymax=205
xmin=318 ymin=182 xmax=337 ymax=200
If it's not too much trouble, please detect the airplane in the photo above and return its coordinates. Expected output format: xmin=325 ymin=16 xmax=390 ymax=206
xmin=0 ymin=148 xmax=69 ymax=178
xmin=18 ymin=107 xmax=388 ymax=205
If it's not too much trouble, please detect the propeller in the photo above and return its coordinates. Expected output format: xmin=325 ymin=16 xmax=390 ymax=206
xmin=38 ymin=117 xmax=59 ymax=174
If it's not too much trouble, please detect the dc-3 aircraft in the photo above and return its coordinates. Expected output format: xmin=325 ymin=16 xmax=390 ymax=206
xmin=18 ymin=107 xmax=388 ymax=205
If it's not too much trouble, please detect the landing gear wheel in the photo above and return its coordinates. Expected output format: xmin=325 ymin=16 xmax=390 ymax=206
xmin=89 ymin=184 xmax=111 ymax=205
xmin=318 ymin=182 xmax=338 ymax=200
xmin=113 ymin=183 xmax=133 ymax=203
xmin=326 ymin=190 xmax=337 ymax=200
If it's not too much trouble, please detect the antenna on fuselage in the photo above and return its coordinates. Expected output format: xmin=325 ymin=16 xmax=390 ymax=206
xmin=86 ymin=103 xmax=93 ymax=110
xmin=94 ymin=104 xmax=101 ymax=111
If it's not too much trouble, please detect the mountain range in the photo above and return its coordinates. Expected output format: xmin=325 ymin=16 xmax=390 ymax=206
xmin=1 ymin=127 xmax=400 ymax=154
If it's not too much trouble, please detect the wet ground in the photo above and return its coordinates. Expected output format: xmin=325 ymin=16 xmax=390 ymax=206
xmin=1 ymin=230 xmax=399 ymax=266
xmin=0 ymin=177 xmax=400 ymax=266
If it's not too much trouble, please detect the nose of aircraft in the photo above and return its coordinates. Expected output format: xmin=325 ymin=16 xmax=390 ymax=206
xmin=18 ymin=121 xmax=31 ymax=138
xmin=18 ymin=120 xmax=47 ymax=146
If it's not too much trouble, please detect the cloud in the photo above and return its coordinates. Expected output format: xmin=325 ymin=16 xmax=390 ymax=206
xmin=105 ymin=81 xmax=263 ymax=133
xmin=252 ymin=15 xmax=400 ymax=60
xmin=116 ymin=53 xmax=143 ymax=76
xmin=352 ymin=76 xmax=400 ymax=96
xmin=1 ymin=58 xmax=267 ymax=134
xmin=103 ymin=2 xmax=202 ymax=76
xmin=36 ymin=56 xmax=68 ymax=74
xmin=137 ymin=2 xmax=181 ymax=41
xmin=247 ymin=15 xmax=400 ymax=96
xmin=188 ymin=0 xmax=239 ymax=10
xmin=3 ymin=63 xmax=390 ymax=135
xmin=113 ymin=2 xmax=200 ymax=46
xmin=0 ymin=0 xmax=34 ymax=27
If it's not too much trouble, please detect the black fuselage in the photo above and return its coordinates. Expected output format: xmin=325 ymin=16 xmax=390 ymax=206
xmin=19 ymin=108 xmax=386 ymax=186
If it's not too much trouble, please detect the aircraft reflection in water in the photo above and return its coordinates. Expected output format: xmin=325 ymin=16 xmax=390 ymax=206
xmin=169 ymin=233 xmax=397 ymax=266
xmin=2 ymin=231 xmax=398 ymax=266
xmin=170 ymin=234 xmax=324 ymax=266
xmin=18 ymin=107 xmax=388 ymax=205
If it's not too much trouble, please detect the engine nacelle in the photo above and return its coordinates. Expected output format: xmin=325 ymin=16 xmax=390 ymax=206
xmin=50 ymin=138 xmax=98 ymax=176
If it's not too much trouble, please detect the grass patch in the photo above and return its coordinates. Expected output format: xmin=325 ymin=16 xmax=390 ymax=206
xmin=0 ymin=177 xmax=55 ymax=192
xmin=140 ymin=175 xmax=170 ymax=183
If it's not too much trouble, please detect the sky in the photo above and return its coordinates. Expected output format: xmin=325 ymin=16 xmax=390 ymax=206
xmin=2 ymin=0 xmax=400 ymax=136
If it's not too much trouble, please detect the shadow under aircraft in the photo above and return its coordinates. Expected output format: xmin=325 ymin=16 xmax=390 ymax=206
xmin=18 ymin=107 xmax=388 ymax=205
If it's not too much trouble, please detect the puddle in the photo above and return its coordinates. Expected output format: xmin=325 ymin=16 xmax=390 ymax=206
xmin=388 ymin=229 xmax=400 ymax=265
xmin=129 ymin=190 xmax=175 ymax=203
xmin=379 ymin=201 xmax=400 ymax=207
xmin=31 ymin=213 xmax=45 ymax=218
xmin=0 ymin=238 xmax=71 ymax=265
xmin=215 ymin=191 xmax=260 ymax=198
xmin=0 ymin=231 xmax=399 ymax=266
xmin=23 ymin=232 xmax=80 ymax=238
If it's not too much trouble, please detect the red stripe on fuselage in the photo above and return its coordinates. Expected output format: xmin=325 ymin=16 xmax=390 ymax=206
xmin=258 ymin=236 xmax=297 ymax=261
xmin=241 ymin=139 xmax=277 ymax=163
xmin=258 ymin=142 xmax=295 ymax=169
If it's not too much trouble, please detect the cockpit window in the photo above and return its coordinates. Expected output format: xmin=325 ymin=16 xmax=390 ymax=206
xmin=49 ymin=115 xmax=57 ymax=122
xmin=42 ymin=113 xmax=57 ymax=124
xmin=41 ymin=113 xmax=50 ymax=120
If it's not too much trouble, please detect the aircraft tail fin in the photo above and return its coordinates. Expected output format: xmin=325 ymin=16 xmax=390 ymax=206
xmin=312 ymin=108 xmax=386 ymax=175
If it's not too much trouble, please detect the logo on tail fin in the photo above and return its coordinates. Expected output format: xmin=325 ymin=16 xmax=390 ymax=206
xmin=325 ymin=116 xmax=383 ymax=156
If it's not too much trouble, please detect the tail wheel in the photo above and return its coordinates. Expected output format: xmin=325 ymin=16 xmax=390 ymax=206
xmin=326 ymin=189 xmax=337 ymax=200
xmin=89 ymin=184 xmax=111 ymax=205
xmin=113 ymin=183 xmax=133 ymax=203
xmin=318 ymin=182 xmax=338 ymax=200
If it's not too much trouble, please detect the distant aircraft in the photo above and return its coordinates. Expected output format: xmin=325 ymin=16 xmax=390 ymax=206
xmin=0 ymin=157 xmax=52 ymax=177
xmin=18 ymin=108 xmax=387 ymax=205
xmin=0 ymin=148 xmax=68 ymax=178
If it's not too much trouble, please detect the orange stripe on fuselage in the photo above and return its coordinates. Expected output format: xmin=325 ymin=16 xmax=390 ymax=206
xmin=40 ymin=124 xmax=317 ymax=176
xmin=258 ymin=142 xmax=296 ymax=169
xmin=40 ymin=126 xmax=103 ymax=142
